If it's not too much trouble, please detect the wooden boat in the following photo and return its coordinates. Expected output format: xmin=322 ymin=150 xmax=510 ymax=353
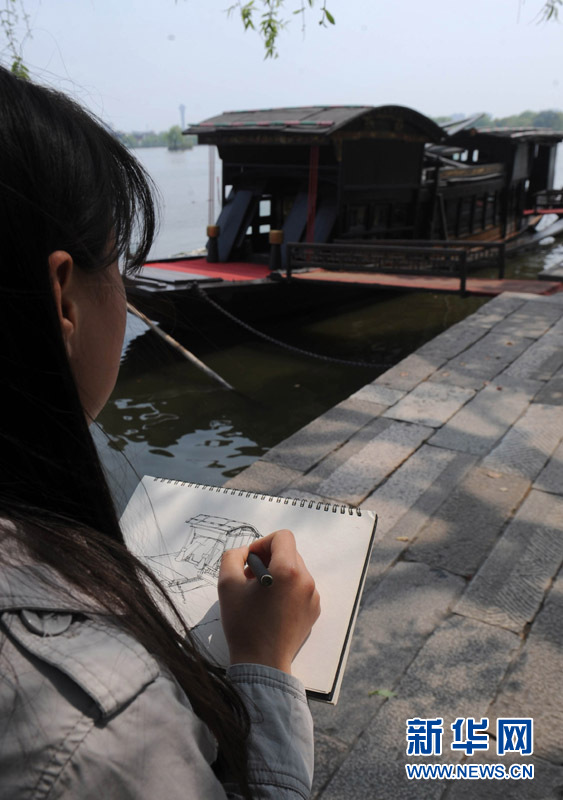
xmin=125 ymin=106 xmax=563 ymax=320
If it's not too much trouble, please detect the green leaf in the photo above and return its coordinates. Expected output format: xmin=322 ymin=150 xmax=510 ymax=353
xmin=324 ymin=9 xmax=335 ymax=24
xmin=368 ymin=688 xmax=397 ymax=698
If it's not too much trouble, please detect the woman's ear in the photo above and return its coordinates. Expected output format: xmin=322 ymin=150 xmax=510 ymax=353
xmin=48 ymin=250 xmax=77 ymax=353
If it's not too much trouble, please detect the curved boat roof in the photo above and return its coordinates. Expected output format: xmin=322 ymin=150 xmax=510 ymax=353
xmin=186 ymin=104 xmax=446 ymax=144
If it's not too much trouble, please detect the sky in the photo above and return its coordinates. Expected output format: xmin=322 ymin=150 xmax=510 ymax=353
xmin=6 ymin=0 xmax=563 ymax=132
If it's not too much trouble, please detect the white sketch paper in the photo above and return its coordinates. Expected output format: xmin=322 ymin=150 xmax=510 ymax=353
xmin=121 ymin=476 xmax=378 ymax=702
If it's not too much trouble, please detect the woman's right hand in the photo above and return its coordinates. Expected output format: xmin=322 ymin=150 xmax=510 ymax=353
xmin=218 ymin=529 xmax=321 ymax=674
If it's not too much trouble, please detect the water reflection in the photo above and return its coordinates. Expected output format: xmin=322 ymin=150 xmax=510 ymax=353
xmin=96 ymin=285 xmax=494 ymax=502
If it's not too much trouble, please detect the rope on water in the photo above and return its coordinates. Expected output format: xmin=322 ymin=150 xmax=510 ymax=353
xmin=191 ymin=283 xmax=387 ymax=370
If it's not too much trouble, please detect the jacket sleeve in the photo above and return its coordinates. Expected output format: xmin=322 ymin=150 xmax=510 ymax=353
xmin=226 ymin=664 xmax=314 ymax=800
xmin=52 ymin=663 xmax=314 ymax=800
xmin=64 ymin=663 xmax=314 ymax=800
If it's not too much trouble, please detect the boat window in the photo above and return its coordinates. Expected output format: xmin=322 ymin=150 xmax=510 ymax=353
xmin=445 ymin=198 xmax=458 ymax=233
xmin=346 ymin=204 xmax=368 ymax=234
xmin=472 ymin=150 xmax=479 ymax=163
xmin=259 ymin=224 xmax=271 ymax=233
xmin=457 ymin=197 xmax=473 ymax=235
xmin=484 ymin=192 xmax=496 ymax=228
xmin=259 ymin=199 xmax=271 ymax=217
xmin=372 ymin=203 xmax=389 ymax=230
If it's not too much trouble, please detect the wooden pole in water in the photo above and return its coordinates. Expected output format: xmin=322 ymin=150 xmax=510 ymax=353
xmin=126 ymin=302 xmax=234 ymax=390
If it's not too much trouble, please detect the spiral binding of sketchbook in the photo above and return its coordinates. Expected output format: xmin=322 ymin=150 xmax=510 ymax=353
xmin=152 ymin=476 xmax=363 ymax=515
xmin=121 ymin=474 xmax=378 ymax=704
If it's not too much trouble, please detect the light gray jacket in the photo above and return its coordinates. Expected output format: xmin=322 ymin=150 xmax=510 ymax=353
xmin=0 ymin=560 xmax=314 ymax=799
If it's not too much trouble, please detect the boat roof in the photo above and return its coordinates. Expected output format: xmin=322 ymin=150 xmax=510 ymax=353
xmin=186 ymin=105 xmax=445 ymax=144
xmin=450 ymin=126 xmax=563 ymax=145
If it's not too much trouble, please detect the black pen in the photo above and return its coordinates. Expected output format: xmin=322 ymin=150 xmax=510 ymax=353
xmin=247 ymin=552 xmax=274 ymax=587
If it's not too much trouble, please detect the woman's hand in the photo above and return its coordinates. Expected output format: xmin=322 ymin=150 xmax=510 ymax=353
xmin=218 ymin=529 xmax=320 ymax=674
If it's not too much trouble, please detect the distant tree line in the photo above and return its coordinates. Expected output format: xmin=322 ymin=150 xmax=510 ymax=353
xmin=435 ymin=110 xmax=563 ymax=131
xmin=117 ymin=125 xmax=197 ymax=150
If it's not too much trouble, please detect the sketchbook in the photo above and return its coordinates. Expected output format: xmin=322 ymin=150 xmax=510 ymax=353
xmin=120 ymin=476 xmax=378 ymax=703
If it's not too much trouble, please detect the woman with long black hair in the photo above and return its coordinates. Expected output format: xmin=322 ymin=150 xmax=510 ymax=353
xmin=0 ymin=66 xmax=320 ymax=799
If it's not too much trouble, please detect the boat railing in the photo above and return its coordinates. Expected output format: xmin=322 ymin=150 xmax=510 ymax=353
xmin=532 ymin=189 xmax=563 ymax=211
xmin=287 ymin=241 xmax=470 ymax=296
xmin=334 ymin=238 xmax=505 ymax=273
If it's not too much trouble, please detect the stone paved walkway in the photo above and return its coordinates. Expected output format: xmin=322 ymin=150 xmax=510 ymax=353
xmin=225 ymin=291 xmax=563 ymax=799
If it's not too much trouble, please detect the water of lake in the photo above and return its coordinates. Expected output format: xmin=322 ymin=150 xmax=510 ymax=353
xmin=96 ymin=146 xmax=563 ymax=508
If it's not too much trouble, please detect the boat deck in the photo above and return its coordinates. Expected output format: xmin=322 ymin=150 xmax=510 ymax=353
xmin=290 ymin=268 xmax=563 ymax=297
xmin=143 ymin=257 xmax=271 ymax=284
xmin=139 ymin=257 xmax=563 ymax=298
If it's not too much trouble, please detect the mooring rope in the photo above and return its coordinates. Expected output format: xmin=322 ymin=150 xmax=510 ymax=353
xmin=192 ymin=283 xmax=387 ymax=370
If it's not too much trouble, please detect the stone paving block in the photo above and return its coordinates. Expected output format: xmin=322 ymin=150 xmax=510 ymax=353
xmin=318 ymin=756 xmax=445 ymax=800
xmin=474 ymin=294 xmax=527 ymax=320
xmin=429 ymin=378 xmax=539 ymax=456
xmin=383 ymin=383 xmax=475 ymax=428
xmin=311 ymin=732 xmax=349 ymax=800
xmin=486 ymin=566 xmax=563 ymax=765
xmin=549 ymin=313 xmax=563 ymax=333
xmin=537 ymin=325 xmax=563 ymax=346
xmin=500 ymin=335 xmax=563 ymax=381
xmin=365 ymin=450 xmax=477 ymax=588
xmin=222 ymin=459 xmax=303 ymax=493
xmin=444 ymin=754 xmax=563 ymax=800
xmin=314 ymin=421 xmax=433 ymax=505
xmin=287 ymin=417 xmax=393 ymax=500
xmin=491 ymin=300 xmax=563 ymax=339
xmin=318 ymin=615 xmax=519 ymax=799
xmin=375 ymin=352 xmax=446 ymax=392
xmin=416 ymin=319 xmax=488 ymax=360
xmin=481 ymin=403 xmax=563 ymax=479
xmin=347 ymin=383 xmax=406 ymax=408
xmin=381 ymin=615 xmax=519 ymax=753
xmin=312 ymin=562 xmax=466 ymax=746
xmin=262 ymin=395 xmax=387 ymax=473
xmin=455 ymin=489 xmax=563 ymax=632
xmin=278 ymin=487 xmax=337 ymax=504
xmin=405 ymin=467 xmax=530 ymax=578
xmin=534 ymin=440 xmax=563 ymax=495
xmin=506 ymin=292 xmax=563 ymax=308
xmin=534 ymin=375 xmax=563 ymax=406
xmin=428 ymin=333 xmax=531 ymax=390
xmin=362 ymin=444 xmax=466 ymax=538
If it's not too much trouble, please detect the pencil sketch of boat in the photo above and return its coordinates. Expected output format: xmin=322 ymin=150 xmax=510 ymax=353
xmin=147 ymin=514 xmax=261 ymax=592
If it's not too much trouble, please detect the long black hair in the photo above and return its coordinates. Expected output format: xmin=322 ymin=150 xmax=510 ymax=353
xmin=0 ymin=66 xmax=252 ymax=796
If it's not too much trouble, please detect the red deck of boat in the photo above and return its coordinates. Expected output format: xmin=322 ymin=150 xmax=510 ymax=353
xmin=145 ymin=258 xmax=563 ymax=297
xmin=146 ymin=258 xmax=271 ymax=282
xmin=290 ymin=269 xmax=563 ymax=296
xmin=523 ymin=208 xmax=563 ymax=216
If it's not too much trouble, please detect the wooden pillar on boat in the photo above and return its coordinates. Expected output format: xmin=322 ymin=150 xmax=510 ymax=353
xmin=458 ymin=250 xmax=467 ymax=297
xmin=429 ymin=161 xmax=441 ymax=239
xmin=306 ymin=145 xmax=320 ymax=244
xmin=500 ymin=185 xmax=509 ymax=240
xmin=455 ymin=197 xmax=462 ymax=238
xmin=269 ymin=229 xmax=283 ymax=272
xmin=498 ymin=243 xmax=506 ymax=279
xmin=207 ymin=225 xmax=220 ymax=263
xmin=469 ymin=195 xmax=476 ymax=235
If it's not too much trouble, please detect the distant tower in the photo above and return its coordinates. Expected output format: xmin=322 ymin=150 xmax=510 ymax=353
xmin=179 ymin=104 xmax=186 ymax=129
